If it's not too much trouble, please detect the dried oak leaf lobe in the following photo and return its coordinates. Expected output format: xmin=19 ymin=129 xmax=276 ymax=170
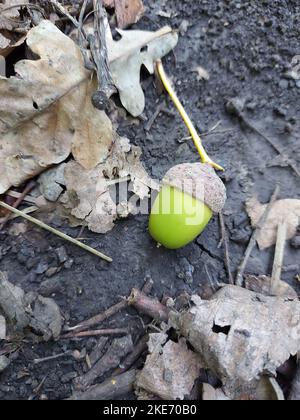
xmin=0 ymin=20 xmax=112 ymax=194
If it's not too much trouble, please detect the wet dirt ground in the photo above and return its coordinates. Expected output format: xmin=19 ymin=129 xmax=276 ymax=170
xmin=0 ymin=0 xmax=300 ymax=399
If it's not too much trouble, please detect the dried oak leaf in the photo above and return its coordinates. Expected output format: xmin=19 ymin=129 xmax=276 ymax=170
xmin=245 ymin=274 xmax=298 ymax=300
xmin=246 ymin=196 xmax=300 ymax=249
xmin=61 ymin=135 xmax=158 ymax=233
xmin=0 ymin=0 xmax=28 ymax=31
xmin=135 ymin=333 xmax=202 ymax=400
xmin=107 ymin=25 xmax=178 ymax=116
xmin=170 ymin=285 xmax=300 ymax=400
xmin=0 ymin=20 xmax=113 ymax=194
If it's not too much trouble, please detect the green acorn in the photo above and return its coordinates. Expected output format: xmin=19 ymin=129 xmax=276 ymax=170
xmin=149 ymin=162 xmax=226 ymax=249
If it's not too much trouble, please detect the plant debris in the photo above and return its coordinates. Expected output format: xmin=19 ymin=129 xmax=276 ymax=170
xmin=0 ymin=20 xmax=113 ymax=194
xmin=170 ymin=285 xmax=300 ymax=399
xmin=107 ymin=25 xmax=178 ymax=116
xmin=0 ymin=271 xmax=62 ymax=341
xmin=246 ymin=196 xmax=300 ymax=249
xmin=135 ymin=333 xmax=202 ymax=400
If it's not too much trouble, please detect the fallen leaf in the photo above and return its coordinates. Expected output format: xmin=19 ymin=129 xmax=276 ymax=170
xmin=136 ymin=333 xmax=202 ymax=400
xmin=245 ymin=275 xmax=298 ymax=300
xmin=170 ymin=285 xmax=300 ymax=399
xmin=61 ymin=160 xmax=117 ymax=234
xmin=0 ymin=271 xmax=62 ymax=341
xmin=0 ymin=20 xmax=113 ymax=194
xmin=0 ymin=315 xmax=6 ymax=340
xmin=27 ymin=294 xmax=62 ymax=341
xmin=194 ymin=66 xmax=210 ymax=81
xmin=107 ymin=25 xmax=178 ymax=116
xmin=115 ymin=0 xmax=144 ymax=29
xmin=61 ymin=134 xmax=158 ymax=233
xmin=246 ymin=196 xmax=300 ymax=249
xmin=0 ymin=1 xmax=28 ymax=33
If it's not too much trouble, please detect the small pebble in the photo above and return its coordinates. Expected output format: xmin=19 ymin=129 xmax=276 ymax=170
xmin=56 ymin=246 xmax=68 ymax=264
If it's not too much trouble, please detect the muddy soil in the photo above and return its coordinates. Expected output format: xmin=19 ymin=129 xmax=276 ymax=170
xmin=0 ymin=0 xmax=300 ymax=400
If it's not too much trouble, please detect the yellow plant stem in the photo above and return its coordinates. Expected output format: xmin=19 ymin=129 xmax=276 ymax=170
xmin=156 ymin=59 xmax=224 ymax=171
xmin=0 ymin=201 xmax=112 ymax=263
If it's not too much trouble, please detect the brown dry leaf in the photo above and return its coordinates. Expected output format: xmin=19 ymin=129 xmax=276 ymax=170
xmin=107 ymin=25 xmax=178 ymax=116
xmin=135 ymin=333 xmax=202 ymax=400
xmin=0 ymin=20 xmax=113 ymax=194
xmin=0 ymin=1 xmax=28 ymax=31
xmin=115 ymin=0 xmax=144 ymax=29
xmin=61 ymin=134 xmax=158 ymax=233
xmin=170 ymin=285 xmax=300 ymax=399
xmin=245 ymin=274 xmax=298 ymax=300
xmin=246 ymin=196 xmax=300 ymax=249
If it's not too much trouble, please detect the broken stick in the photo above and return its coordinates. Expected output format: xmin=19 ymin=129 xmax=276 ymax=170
xmin=68 ymin=369 xmax=136 ymax=400
xmin=219 ymin=212 xmax=234 ymax=285
xmin=128 ymin=288 xmax=169 ymax=322
xmin=0 ymin=201 xmax=112 ymax=262
xmin=236 ymin=185 xmax=280 ymax=286
xmin=0 ymin=181 xmax=36 ymax=230
xmin=61 ymin=328 xmax=128 ymax=340
xmin=271 ymin=222 xmax=287 ymax=295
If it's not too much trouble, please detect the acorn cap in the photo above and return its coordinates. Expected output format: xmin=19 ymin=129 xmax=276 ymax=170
xmin=162 ymin=162 xmax=226 ymax=213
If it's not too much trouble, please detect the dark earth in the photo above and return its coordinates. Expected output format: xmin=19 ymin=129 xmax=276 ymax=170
xmin=1 ymin=0 xmax=300 ymax=399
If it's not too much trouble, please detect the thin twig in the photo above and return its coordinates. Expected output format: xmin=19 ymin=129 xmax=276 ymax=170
xmin=271 ymin=222 xmax=287 ymax=294
xmin=0 ymin=201 xmax=112 ymax=263
xmin=65 ymin=299 xmax=127 ymax=333
xmin=236 ymin=185 xmax=280 ymax=286
xmin=66 ymin=277 xmax=153 ymax=333
xmin=0 ymin=181 xmax=36 ymax=230
xmin=67 ymin=369 xmax=137 ymax=400
xmin=145 ymin=103 xmax=165 ymax=132
xmin=219 ymin=212 xmax=234 ymax=285
xmin=49 ymin=0 xmax=79 ymax=28
xmin=61 ymin=328 xmax=128 ymax=340
xmin=33 ymin=350 xmax=74 ymax=365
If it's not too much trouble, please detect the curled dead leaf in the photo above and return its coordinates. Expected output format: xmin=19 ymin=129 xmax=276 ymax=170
xmin=246 ymin=196 xmax=300 ymax=249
